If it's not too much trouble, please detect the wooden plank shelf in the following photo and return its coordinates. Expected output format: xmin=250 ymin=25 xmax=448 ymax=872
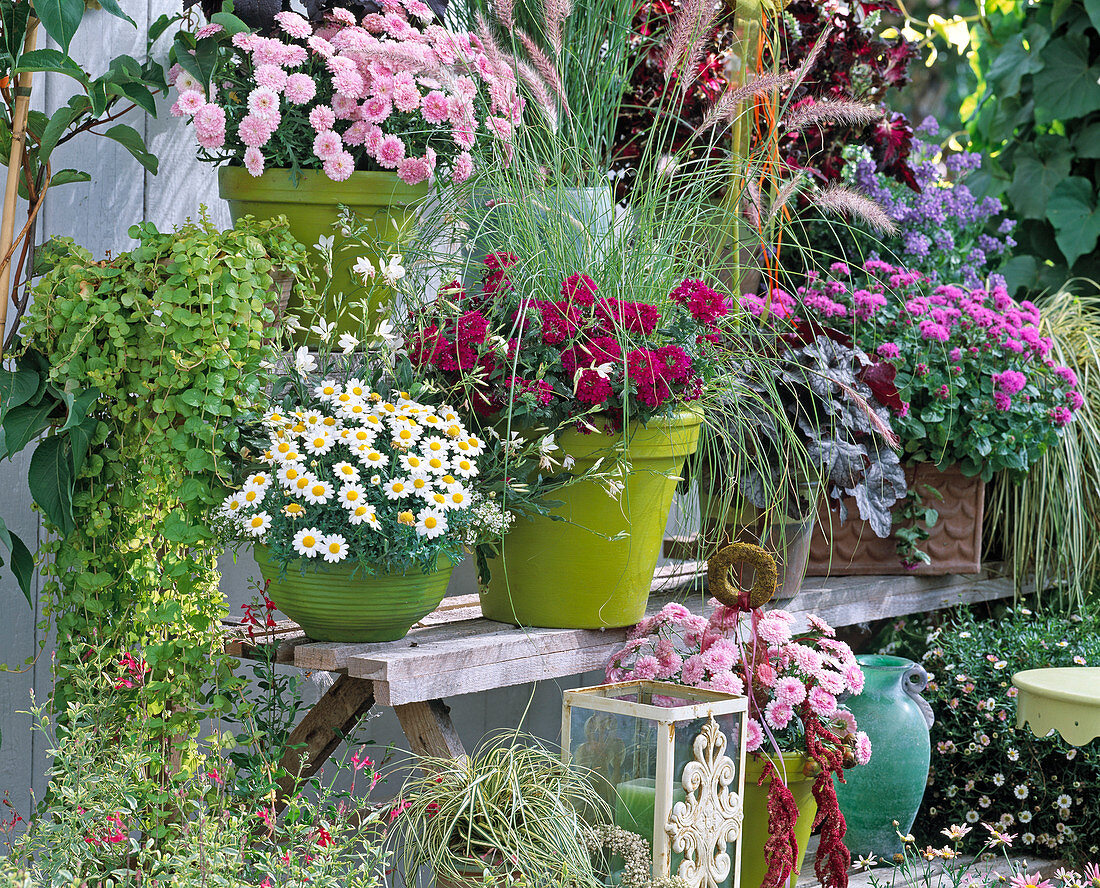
xmin=223 ymin=550 xmax=1016 ymax=806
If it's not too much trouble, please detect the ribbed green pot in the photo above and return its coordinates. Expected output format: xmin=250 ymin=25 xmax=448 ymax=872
xmin=834 ymin=655 xmax=932 ymax=857
xmin=741 ymin=753 xmax=818 ymax=888
xmin=253 ymin=546 xmax=455 ymax=642
xmin=219 ymin=167 xmax=430 ymax=337
xmin=479 ymin=410 xmax=702 ymax=629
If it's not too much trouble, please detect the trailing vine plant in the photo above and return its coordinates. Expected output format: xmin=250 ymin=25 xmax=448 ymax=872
xmin=0 ymin=213 xmax=315 ymax=792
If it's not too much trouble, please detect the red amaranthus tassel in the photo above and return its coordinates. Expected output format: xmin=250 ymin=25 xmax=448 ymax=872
xmin=758 ymin=759 xmax=800 ymax=888
xmin=804 ymin=712 xmax=851 ymax=888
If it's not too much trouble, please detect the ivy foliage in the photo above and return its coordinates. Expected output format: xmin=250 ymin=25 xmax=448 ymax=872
xmin=1 ymin=214 xmax=315 ymax=769
xmin=963 ymin=0 xmax=1100 ymax=292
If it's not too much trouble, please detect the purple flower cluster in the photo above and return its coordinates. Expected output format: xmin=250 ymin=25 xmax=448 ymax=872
xmin=850 ymin=118 xmax=1014 ymax=288
xmin=740 ymin=258 xmax=1081 ymax=480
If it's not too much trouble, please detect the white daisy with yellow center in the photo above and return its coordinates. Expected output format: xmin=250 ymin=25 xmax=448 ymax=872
xmin=361 ymin=449 xmax=389 ymax=468
xmin=292 ymin=474 xmax=316 ymax=496
xmin=221 ymin=494 xmax=245 ymax=516
xmin=304 ymin=431 xmax=335 ymax=456
xmin=314 ymin=379 xmax=339 ymax=401
xmin=383 ymin=477 xmax=411 ymax=500
xmin=409 ymin=475 xmax=431 ymax=496
xmin=444 ymin=486 xmax=469 ymax=511
xmin=303 ymin=479 xmax=334 ymax=505
xmin=338 ymin=483 xmax=366 ymax=507
xmin=425 ymin=455 xmax=447 ymax=475
xmin=283 ymin=502 xmax=306 ymax=519
xmin=332 ymin=461 xmax=360 ymax=483
xmin=292 ymin=527 xmax=324 ymax=557
xmin=246 ymin=472 xmax=273 ymax=492
xmin=452 ymin=457 xmax=478 ymax=478
xmin=415 ymin=508 xmax=448 ymax=539
xmin=401 ymin=453 xmax=426 ymax=473
xmin=241 ymin=485 xmax=266 ymax=507
xmin=423 ymin=436 xmax=449 ymax=456
xmin=278 ymin=463 xmax=304 ymax=486
xmin=242 ymin=511 xmax=272 ymax=537
xmin=321 ymin=534 xmax=349 ymax=563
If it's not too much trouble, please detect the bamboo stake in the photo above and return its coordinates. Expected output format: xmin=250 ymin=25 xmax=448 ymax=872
xmin=0 ymin=16 xmax=39 ymax=359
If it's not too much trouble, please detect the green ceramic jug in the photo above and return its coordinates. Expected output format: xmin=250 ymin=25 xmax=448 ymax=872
xmin=834 ymin=654 xmax=934 ymax=857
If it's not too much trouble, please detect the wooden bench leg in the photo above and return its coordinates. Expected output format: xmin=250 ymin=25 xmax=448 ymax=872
xmin=394 ymin=699 xmax=467 ymax=759
xmin=276 ymin=674 xmax=376 ymax=808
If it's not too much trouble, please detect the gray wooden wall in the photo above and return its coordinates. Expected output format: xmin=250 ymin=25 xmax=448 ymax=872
xmin=0 ymin=3 xmax=691 ymax=829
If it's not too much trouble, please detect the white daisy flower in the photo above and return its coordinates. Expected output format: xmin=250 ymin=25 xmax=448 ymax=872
xmin=301 ymin=409 xmax=325 ymax=427
xmin=320 ymin=413 xmax=342 ymax=431
xmin=369 ymin=473 xmax=382 ymax=486
xmin=347 ymin=427 xmax=377 ymax=447
xmin=321 ymin=534 xmax=349 ymax=563
xmin=421 ymin=413 xmax=443 ymax=428
xmin=463 ymin=435 xmax=485 ymax=455
xmin=304 ymin=431 xmax=335 ymax=456
xmin=392 ymin=428 xmax=423 ymax=450
xmin=361 ymin=449 xmax=389 ymax=469
xmin=442 ymin=422 xmax=464 ymax=439
xmin=383 ymin=477 xmax=411 ymax=499
xmin=290 ymin=474 xmax=318 ymax=497
xmin=346 ymin=378 xmax=368 ymax=399
xmin=293 ymin=527 xmax=324 ymax=557
xmin=240 ymin=485 xmax=266 ymax=508
xmin=451 ymin=456 xmax=478 ymax=478
xmin=304 ymin=479 xmax=334 ymax=505
xmin=332 ymin=461 xmax=361 ymax=483
xmin=338 ymin=400 xmax=370 ymax=421
xmin=400 ymin=453 xmax=427 ymax=473
xmin=338 ymin=483 xmax=366 ymax=507
xmin=422 ymin=435 xmax=449 ymax=457
xmin=415 ymin=508 xmax=447 ymax=539
xmin=444 ymin=486 xmax=470 ymax=510
xmin=221 ymin=494 xmax=246 ymax=516
xmin=408 ymin=474 xmax=432 ymax=497
xmin=271 ymin=439 xmax=300 ymax=461
xmin=423 ymin=489 xmax=449 ymax=510
xmin=263 ymin=409 xmax=289 ymax=426
xmin=348 ymin=504 xmax=379 ymax=528
xmin=1014 ymin=784 xmax=1029 ymax=800
xmin=333 ymin=391 xmax=358 ymax=409
xmin=424 ymin=455 xmax=448 ymax=475
xmin=361 ymin=413 xmax=384 ymax=429
xmin=283 ymin=502 xmax=307 ymax=519
xmin=377 ymin=400 xmax=399 ymax=415
xmin=245 ymin=471 xmax=274 ymax=492
xmin=315 ymin=379 xmax=340 ymax=401
xmin=242 ymin=511 xmax=272 ymax=537
xmin=278 ymin=463 xmax=305 ymax=486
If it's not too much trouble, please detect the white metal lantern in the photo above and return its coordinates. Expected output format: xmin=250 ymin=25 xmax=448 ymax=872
xmin=563 ymin=680 xmax=748 ymax=888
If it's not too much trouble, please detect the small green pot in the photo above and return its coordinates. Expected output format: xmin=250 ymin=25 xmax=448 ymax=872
xmin=219 ymin=167 xmax=430 ymax=337
xmin=479 ymin=410 xmax=702 ymax=629
xmin=741 ymin=752 xmax=818 ymax=888
xmin=253 ymin=545 xmax=456 ymax=642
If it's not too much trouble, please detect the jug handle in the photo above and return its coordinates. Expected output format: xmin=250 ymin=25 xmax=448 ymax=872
xmin=904 ymin=662 xmax=935 ymax=729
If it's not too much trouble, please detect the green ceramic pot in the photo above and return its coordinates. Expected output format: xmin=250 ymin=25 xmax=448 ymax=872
xmin=219 ymin=167 xmax=430 ymax=336
xmin=834 ymin=655 xmax=933 ymax=857
xmin=479 ymin=410 xmax=702 ymax=629
xmin=741 ymin=753 xmax=818 ymax=888
xmin=253 ymin=545 xmax=455 ymax=642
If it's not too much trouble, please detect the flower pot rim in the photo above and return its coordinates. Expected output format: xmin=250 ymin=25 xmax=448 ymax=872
xmin=218 ymin=165 xmax=432 ymax=203
xmin=855 ymin=654 xmax=915 ymax=671
xmin=254 ymin=544 xmax=456 ymax=578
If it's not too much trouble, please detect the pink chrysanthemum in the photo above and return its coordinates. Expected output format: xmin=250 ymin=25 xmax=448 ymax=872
xmin=745 ymin=718 xmax=764 ymax=753
xmin=243 ymin=146 xmax=265 ymax=177
xmin=309 ymin=105 xmax=336 ymax=131
xmin=854 ymin=731 xmax=872 ymax=765
xmin=322 ymin=150 xmax=355 ymax=182
xmin=332 ymin=93 xmax=359 ymax=120
xmin=177 ymin=89 xmax=206 ymax=115
xmin=194 ymin=22 xmax=223 ymax=38
xmin=451 ymin=152 xmax=474 ymax=183
xmin=397 ymin=155 xmax=431 ymax=185
xmin=375 ymin=134 xmax=406 ymax=169
xmin=193 ymin=103 xmax=226 ymax=150
xmin=393 ymin=82 xmax=422 ymax=112
xmin=238 ymin=114 xmax=274 ymax=148
xmin=342 ymin=120 xmax=370 ymax=146
xmin=254 ymin=64 xmax=288 ymax=92
xmin=361 ymin=96 xmax=393 ymax=124
xmin=275 ymin=11 xmax=313 ymax=38
xmin=307 ymin=35 xmax=335 ymax=58
xmin=773 ymin=676 xmax=807 ymax=707
xmin=313 ymin=130 xmax=343 ymax=160
xmin=247 ymin=87 xmax=281 ymax=119
xmin=284 ymin=73 xmax=317 ymax=105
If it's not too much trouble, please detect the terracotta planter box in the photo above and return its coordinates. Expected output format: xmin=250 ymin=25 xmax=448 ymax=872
xmin=806 ymin=463 xmax=985 ymax=576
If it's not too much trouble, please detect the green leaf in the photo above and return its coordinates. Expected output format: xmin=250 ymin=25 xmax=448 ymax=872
xmin=48 ymin=168 xmax=90 ymax=188
xmin=147 ymin=13 xmax=175 ymax=45
xmin=1075 ymin=122 xmax=1100 ymax=158
xmin=93 ymin=0 xmax=136 ymax=28
xmin=101 ymin=123 xmax=158 ymax=174
xmin=0 ymin=368 xmax=40 ymax=417
xmin=2 ymin=0 xmax=31 ymax=70
xmin=986 ymin=31 xmax=1045 ymax=98
xmin=32 ymin=0 xmax=85 ymax=54
xmin=1006 ymin=145 xmax=1073 ymax=219
xmin=0 ymin=515 xmax=34 ymax=606
xmin=27 ymin=434 xmax=74 ymax=535
xmin=210 ymin=10 xmax=249 ymax=35
xmin=1085 ymin=0 xmax=1100 ymax=34
xmin=58 ymin=386 xmax=98 ymax=432
xmin=68 ymin=415 xmax=97 ymax=478
xmin=1034 ymin=36 xmax=1100 ymax=124
xmin=1047 ymin=177 xmax=1100 ymax=267
xmin=38 ymin=103 xmax=83 ymax=160
xmin=15 ymin=47 xmax=88 ymax=86
xmin=1 ymin=400 xmax=54 ymax=455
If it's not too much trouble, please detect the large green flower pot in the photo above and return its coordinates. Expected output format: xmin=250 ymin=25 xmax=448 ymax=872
xmin=834 ymin=655 xmax=932 ymax=857
xmin=219 ymin=167 xmax=430 ymax=336
xmin=741 ymin=753 xmax=818 ymax=888
xmin=479 ymin=410 xmax=702 ymax=629
xmin=253 ymin=545 xmax=455 ymax=642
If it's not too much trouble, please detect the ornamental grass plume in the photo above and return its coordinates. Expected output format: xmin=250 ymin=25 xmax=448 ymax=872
xmin=812 ymin=183 xmax=898 ymax=235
